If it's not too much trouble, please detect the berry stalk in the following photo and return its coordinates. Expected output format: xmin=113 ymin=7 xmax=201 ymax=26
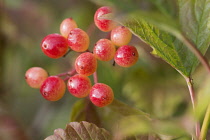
xmin=93 ymin=71 xmax=98 ymax=84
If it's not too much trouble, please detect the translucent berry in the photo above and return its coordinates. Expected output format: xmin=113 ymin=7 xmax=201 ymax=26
xmin=114 ymin=45 xmax=139 ymax=67
xmin=40 ymin=76 xmax=66 ymax=101
xmin=111 ymin=26 xmax=132 ymax=46
xmin=60 ymin=17 xmax=78 ymax=38
xmin=75 ymin=52 xmax=97 ymax=76
xmin=93 ymin=39 xmax=116 ymax=61
xmin=25 ymin=67 xmax=48 ymax=89
xmin=94 ymin=6 xmax=116 ymax=32
xmin=89 ymin=83 xmax=114 ymax=107
xmin=67 ymin=28 xmax=89 ymax=52
xmin=41 ymin=34 xmax=69 ymax=59
xmin=67 ymin=74 xmax=92 ymax=98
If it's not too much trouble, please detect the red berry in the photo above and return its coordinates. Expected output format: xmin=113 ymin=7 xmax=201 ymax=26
xmin=41 ymin=34 xmax=69 ymax=59
xmin=93 ymin=39 xmax=116 ymax=61
xmin=94 ymin=6 xmax=116 ymax=32
xmin=89 ymin=83 xmax=114 ymax=107
xmin=60 ymin=17 xmax=78 ymax=38
xmin=67 ymin=74 xmax=92 ymax=98
xmin=40 ymin=76 xmax=66 ymax=101
xmin=111 ymin=26 xmax=132 ymax=46
xmin=67 ymin=28 xmax=89 ymax=52
xmin=75 ymin=52 xmax=97 ymax=76
xmin=25 ymin=67 xmax=48 ymax=88
xmin=114 ymin=45 xmax=139 ymax=67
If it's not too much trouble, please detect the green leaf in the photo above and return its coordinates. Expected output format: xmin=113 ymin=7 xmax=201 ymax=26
xmin=113 ymin=115 xmax=152 ymax=139
xmin=107 ymin=99 xmax=150 ymax=117
xmin=70 ymin=99 xmax=101 ymax=127
xmin=95 ymin=99 xmax=150 ymax=132
xmin=178 ymin=0 xmax=210 ymax=74
xmin=112 ymin=115 xmax=189 ymax=140
xmin=70 ymin=99 xmax=86 ymax=122
xmin=45 ymin=121 xmax=111 ymax=140
xmin=122 ymin=18 xmax=190 ymax=76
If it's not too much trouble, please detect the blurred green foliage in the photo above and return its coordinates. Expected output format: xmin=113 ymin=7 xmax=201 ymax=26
xmin=0 ymin=0 xmax=210 ymax=140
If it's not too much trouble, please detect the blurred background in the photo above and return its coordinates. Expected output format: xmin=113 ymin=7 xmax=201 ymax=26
xmin=0 ymin=0 xmax=209 ymax=139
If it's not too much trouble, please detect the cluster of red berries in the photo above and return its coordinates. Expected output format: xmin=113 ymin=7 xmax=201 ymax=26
xmin=25 ymin=6 xmax=139 ymax=107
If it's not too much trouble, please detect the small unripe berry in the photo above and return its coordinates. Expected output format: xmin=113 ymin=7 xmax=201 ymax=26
xmin=40 ymin=76 xmax=66 ymax=101
xmin=111 ymin=26 xmax=132 ymax=46
xmin=75 ymin=52 xmax=97 ymax=76
xmin=94 ymin=6 xmax=116 ymax=32
xmin=93 ymin=39 xmax=116 ymax=61
xmin=67 ymin=74 xmax=92 ymax=98
xmin=60 ymin=17 xmax=78 ymax=38
xmin=25 ymin=67 xmax=48 ymax=88
xmin=89 ymin=83 xmax=114 ymax=107
xmin=67 ymin=28 xmax=90 ymax=52
xmin=114 ymin=45 xmax=139 ymax=67
xmin=41 ymin=34 xmax=69 ymax=59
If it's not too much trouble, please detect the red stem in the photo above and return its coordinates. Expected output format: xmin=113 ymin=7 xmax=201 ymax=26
xmin=93 ymin=71 xmax=98 ymax=84
xmin=184 ymin=76 xmax=200 ymax=138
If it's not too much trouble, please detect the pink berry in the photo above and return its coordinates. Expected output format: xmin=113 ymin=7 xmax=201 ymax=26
xmin=60 ymin=17 xmax=78 ymax=38
xmin=40 ymin=76 xmax=66 ymax=101
xmin=93 ymin=39 xmax=116 ymax=61
xmin=67 ymin=28 xmax=90 ymax=52
xmin=25 ymin=67 xmax=48 ymax=89
xmin=41 ymin=34 xmax=69 ymax=59
xmin=94 ymin=6 xmax=116 ymax=32
xmin=111 ymin=26 xmax=132 ymax=46
xmin=89 ymin=83 xmax=114 ymax=107
xmin=114 ymin=45 xmax=139 ymax=67
xmin=75 ymin=52 xmax=97 ymax=76
xmin=67 ymin=74 xmax=92 ymax=98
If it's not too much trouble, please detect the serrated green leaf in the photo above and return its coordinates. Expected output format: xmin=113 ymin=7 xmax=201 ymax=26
xmin=45 ymin=122 xmax=111 ymax=140
xmin=178 ymin=0 xmax=210 ymax=74
xmin=122 ymin=18 xmax=190 ymax=76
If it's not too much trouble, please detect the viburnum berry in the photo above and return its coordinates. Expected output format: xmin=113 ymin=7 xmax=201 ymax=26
xmin=75 ymin=52 xmax=97 ymax=76
xmin=114 ymin=45 xmax=139 ymax=67
xmin=93 ymin=39 xmax=116 ymax=61
xmin=41 ymin=34 xmax=69 ymax=59
xmin=67 ymin=28 xmax=90 ymax=52
xmin=25 ymin=67 xmax=48 ymax=89
xmin=60 ymin=17 xmax=78 ymax=38
xmin=67 ymin=74 xmax=92 ymax=98
xmin=89 ymin=83 xmax=114 ymax=107
xmin=40 ymin=76 xmax=66 ymax=101
xmin=94 ymin=6 xmax=116 ymax=32
xmin=111 ymin=26 xmax=132 ymax=46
